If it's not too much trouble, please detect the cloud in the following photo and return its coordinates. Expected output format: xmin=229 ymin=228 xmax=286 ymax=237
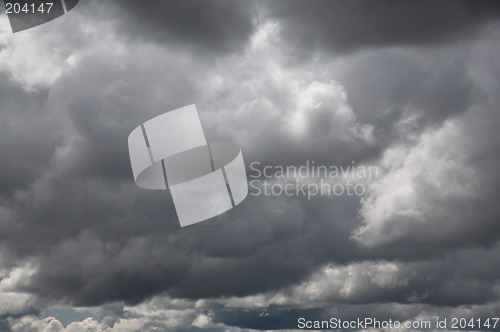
xmin=95 ymin=0 xmax=256 ymax=57
xmin=1 ymin=0 xmax=500 ymax=330
xmin=196 ymin=21 xmax=375 ymax=167
xmin=352 ymin=32 xmax=500 ymax=248
xmin=354 ymin=120 xmax=479 ymax=247
xmin=267 ymin=0 xmax=500 ymax=55
xmin=1 ymin=10 xmax=371 ymax=307
xmin=0 ymin=31 xmax=74 ymax=90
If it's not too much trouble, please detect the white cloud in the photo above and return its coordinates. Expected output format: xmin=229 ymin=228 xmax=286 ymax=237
xmin=0 ymin=260 xmax=38 ymax=316
xmin=353 ymin=119 xmax=477 ymax=247
xmin=198 ymin=21 xmax=374 ymax=152
xmin=0 ymin=22 xmax=77 ymax=90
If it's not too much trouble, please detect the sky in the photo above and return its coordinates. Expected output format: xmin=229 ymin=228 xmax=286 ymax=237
xmin=1 ymin=0 xmax=500 ymax=331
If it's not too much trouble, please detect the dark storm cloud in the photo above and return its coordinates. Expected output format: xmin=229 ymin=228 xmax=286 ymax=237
xmin=1 ymin=1 xmax=500 ymax=330
xmin=96 ymin=0 xmax=256 ymax=56
xmin=268 ymin=0 xmax=500 ymax=55
xmin=0 ymin=76 xmax=56 ymax=195
xmin=21 ymin=196 xmax=356 ymax=305
xmin=336 ymin=50 xmax=475 ymax=132
xmin=0 ymin=18 xmax=498 ymax=309
xmin=19 ymin=193 xmax=500 ymax=307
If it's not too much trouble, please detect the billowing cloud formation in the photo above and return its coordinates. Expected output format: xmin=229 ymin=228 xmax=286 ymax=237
xmin=0 ymin=0 xmax=500 ymax=330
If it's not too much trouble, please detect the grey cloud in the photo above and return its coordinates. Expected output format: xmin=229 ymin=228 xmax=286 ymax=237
xmin=0 ymin=16 xmax=498 ymax=309
xmin=267 ymin=0 xmax=500 ymax=56
xmin=93 ymin=0 xmax=256 ymax=56
xmin=1 ymin=0 xmax=500 ymax=330
xmin=337 ymin=49 xmax=475 ymax=129
xmin=0 ymin=75 xmax=56 ymax=195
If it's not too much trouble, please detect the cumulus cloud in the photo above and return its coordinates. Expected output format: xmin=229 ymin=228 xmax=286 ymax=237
xmin=354 ymin=120 xmax=478 ymax=247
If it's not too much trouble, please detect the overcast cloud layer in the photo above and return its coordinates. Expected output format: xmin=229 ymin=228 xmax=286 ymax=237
xmin=1 ymin=0 xmax=500 ymax=331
